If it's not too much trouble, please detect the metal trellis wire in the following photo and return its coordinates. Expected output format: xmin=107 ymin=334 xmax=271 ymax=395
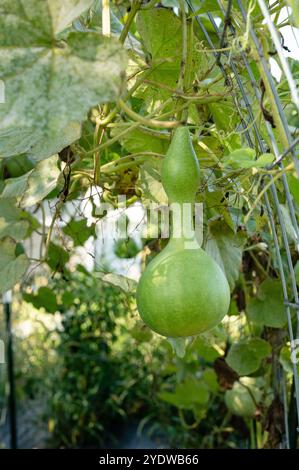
xmin=186 ymin=0 xmax=299 ymax=448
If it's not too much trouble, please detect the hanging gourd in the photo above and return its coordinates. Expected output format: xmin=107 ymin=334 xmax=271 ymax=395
xmin=137 ymin=127 xmax=231 ymax=338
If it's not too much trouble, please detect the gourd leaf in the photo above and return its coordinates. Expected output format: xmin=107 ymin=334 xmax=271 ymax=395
xmin=0 ymin=237 xmax=29 ymax=294
xmin=158 ymin=377 xmax=209 ymax=409
xmin=0 ymin=0 xmax=127 ymax=160
xmin=209 ymin=102 xmax=241 ymax=138
xmin=20 ymin=156 xmax=61 ymax=207
xmin=95 ymin=272 xmax=137 ymax=294
xmin=205 ymin=221 xmax=245 ymax=290
xmin=223 ymin=148 xmax=275 ymax=169
xmin=2 ymin=156 xmax=60 ymax=205
xmin=47 ymin=242 xmax=70 ymax=274
xmin=202 ymin=368 xmax=219 ymax=392
xmin=190 ymin=336 xmax=220 ymax=361
xmin=110 ymin=127 xmax=169 ymax=155
xmin=63 ymin=219 xmax=96 ymax=246
xmin=247 ymin=279 xmax=286 ymax=328
xmin=2 ymin=173 xmax=31 ymax=199
xmin=23 ymin=286 xmax=58 ymax=313
xmin=190 ymin=0 xmax=220 ymax=14
xmin=136 ymin=8 xmax=203 ymax=101
xmin=226 ymin=338 xmax=271 ymax=376
xmin=0 ymin=198 xmax=29 ymax=241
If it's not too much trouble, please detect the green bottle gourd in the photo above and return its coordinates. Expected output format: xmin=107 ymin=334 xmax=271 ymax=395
xmin=136 ymin=127 xmax=230 ymax=338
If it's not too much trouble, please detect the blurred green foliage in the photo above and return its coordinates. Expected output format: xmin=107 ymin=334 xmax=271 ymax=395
xmin=12 ymin=268 xmax=254 ymax=449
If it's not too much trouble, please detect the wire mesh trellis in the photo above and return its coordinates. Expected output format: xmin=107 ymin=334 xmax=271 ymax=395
xmin=186 ymin=0 xmax=299 ymax=448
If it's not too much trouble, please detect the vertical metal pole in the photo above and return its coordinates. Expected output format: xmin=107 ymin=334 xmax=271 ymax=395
xmin=3 ymin=291 xmax=17 ymax=449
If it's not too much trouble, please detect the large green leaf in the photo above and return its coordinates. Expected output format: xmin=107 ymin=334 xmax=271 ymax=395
xmin=0 ymin=0 xmax=94 ymax=40
xmin=136 ymin=8 xmax=203 ymax=101
xmin=0 ymin=237 xmax=29 ymax=294
xmin=223 ymin=149 xmax=275 ymax=169
xmin=94 ymin=272 xmax=137 ymax=294
xmin=0 ymin=198 xmax=29 ymax=241
xmin=23 ymin=286 xmax=59 ymax=313
xmin=47 ymin=242 xmax=70 ymax=274
xmin=158 ymin=377 xmax=209 ymax=409
xmin=2 ymin=155 xmax=60 ymax=205
xmin=0 ymin=0 xmax=127 ymax=160
xmin=109 ymin=127 xmax=169 ymax=157
xmin=190 ymin=0 xmax=220 ymax=14
xmin=226 ymin=338 xmax=271 ymax=376
xmin=2 ymin=155 xmax=60 ymax=204
xmin=20 ymin=155 xmax=61 ymax=207
xmin=209 ymin=101 xmax=241 ymax=136
xmin=63 ymin=219 xmax=95 ymax=246
xmin=247 ymin=279 xmax=286 ymax=328
xmin=2 ymin=173 xmax=31 ymax=199
xmin=205 ymin=221 xmax=245 ymax=290
xmin=190 ymin=336 xmax=220 ymax=361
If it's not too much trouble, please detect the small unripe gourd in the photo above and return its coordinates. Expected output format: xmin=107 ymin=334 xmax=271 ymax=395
xmin=137 ymin=127 xmax=230 ymax=338
xmin=225 ymin=381 xmax=260 ymax=417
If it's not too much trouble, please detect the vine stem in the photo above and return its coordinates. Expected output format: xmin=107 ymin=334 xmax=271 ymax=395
xmin=178 ymin=408 xmax=201 ymax=430
xmin=94 ymin=126 xmax=105 ymax=185
xmin=142 ymin=79 xmax=230 ymax=102
xmin=87 ymin=120 xmax=141 ymax=156
xmin=118 ymin=98 xmax=179 ymax=128
xmin=77 ymin=152 xmax=163 ymax=176
xmin=119 ymin=0 xmax=141 ymax=44
xmin=44 ymin=201 xmax=63 ymax=261
xmin=101 ymin=152 xmax=164 ymax=173
xmin=248 ymin=250 xmax=269 ymax=278
xmin=249 ymin=419 xmax=256 ymax=449
xmin=95 ymin=59 xmax=174 ymax=127
xmin=85 ymin=97 xmax=174 ymax=156
xmin=96 ymin=0 xmax=141 ymax=127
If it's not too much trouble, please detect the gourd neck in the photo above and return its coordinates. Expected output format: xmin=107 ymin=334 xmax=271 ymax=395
xmin=161 ymin=127 xmax=201 ymax=250
xmin=168 ymin=201 xmax=200 ymax=250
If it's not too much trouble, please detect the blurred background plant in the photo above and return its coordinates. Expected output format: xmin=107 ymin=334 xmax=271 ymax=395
xmin=0 ymin=260 xmax=283 ymax=449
